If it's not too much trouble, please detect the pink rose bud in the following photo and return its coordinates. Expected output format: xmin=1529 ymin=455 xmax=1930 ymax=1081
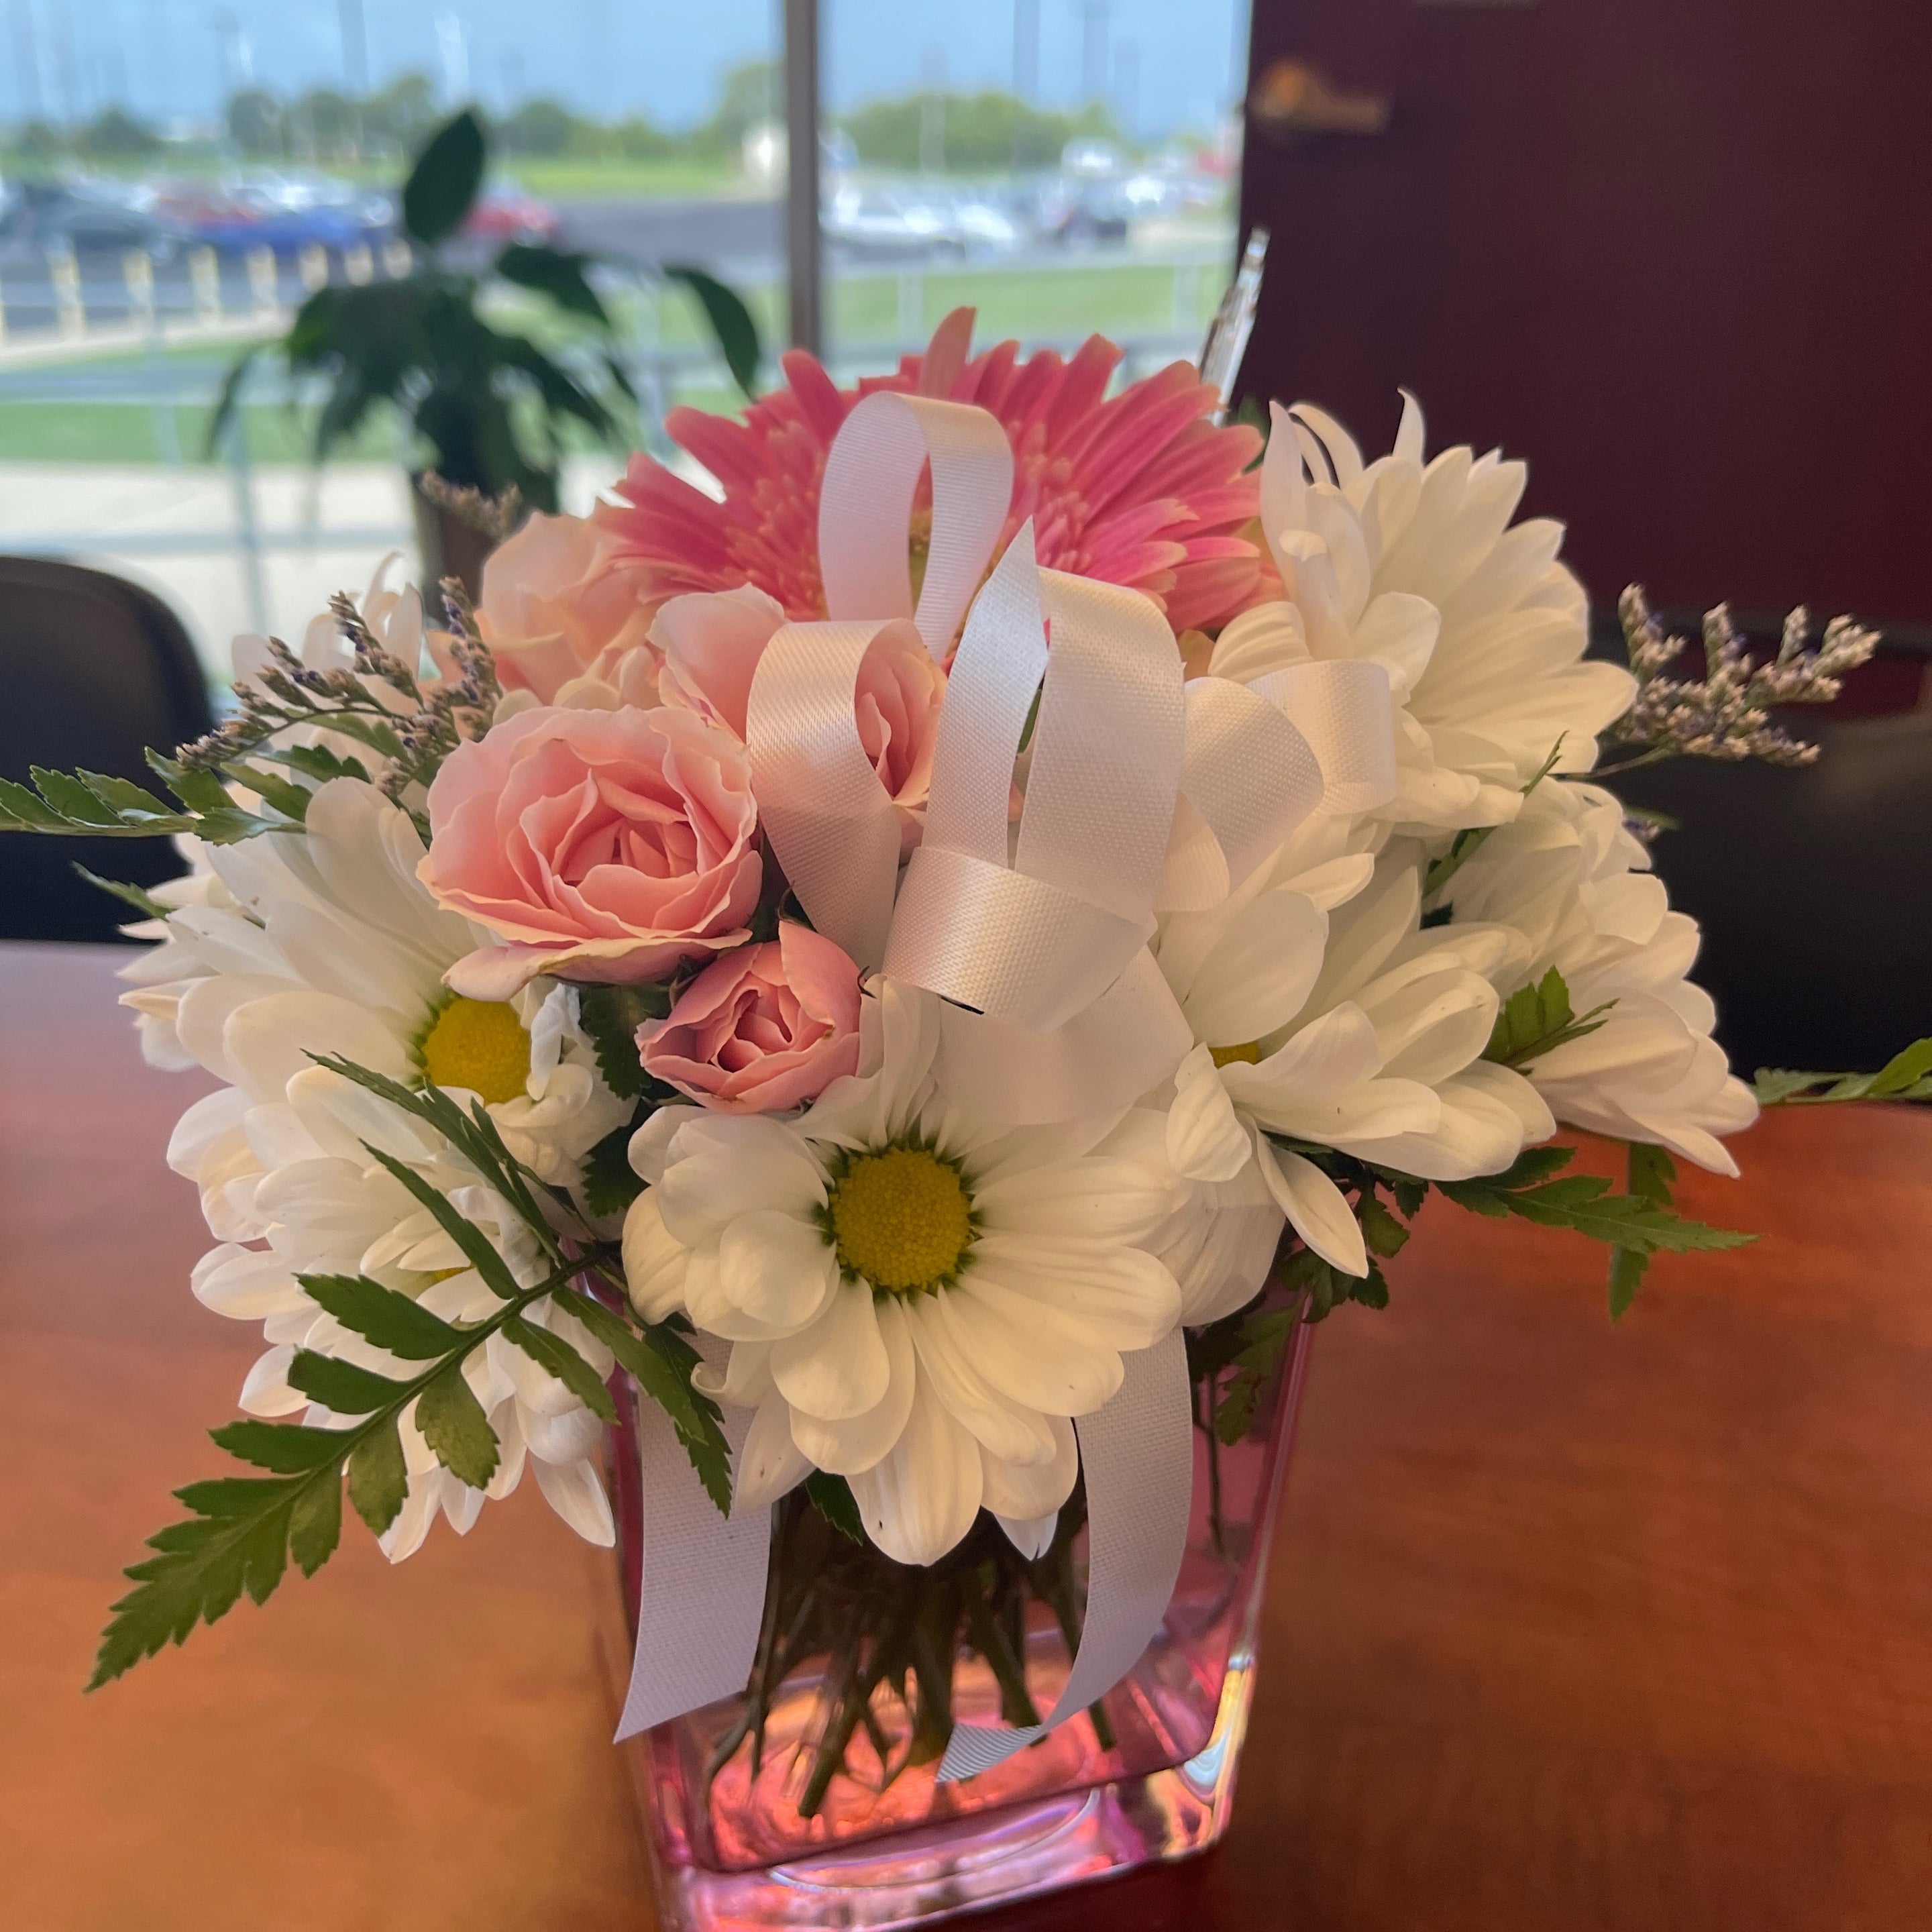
xmin=419 ymin=704 xmax=761 ymax=999
xmin=652 ymin=586 xmax=947 ymax=850
xmin=476 ymin=511 xmax=661 ymax=704
xmin=638 ymin=922 xmax=863 ymax=1114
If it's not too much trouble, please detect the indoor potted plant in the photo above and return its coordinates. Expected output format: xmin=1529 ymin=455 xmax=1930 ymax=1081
xmin=208 ymin=107 xmax=761 ymax=594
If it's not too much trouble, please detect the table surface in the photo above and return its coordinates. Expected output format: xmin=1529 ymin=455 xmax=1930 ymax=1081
xmin=5 ymin=940 xmax=1930 ymax=1932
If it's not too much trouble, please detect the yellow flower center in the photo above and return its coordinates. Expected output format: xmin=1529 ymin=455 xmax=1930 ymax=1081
xmin=419 ymin=996 xmax=531 ymax=1106
xmin=1210 ymin=1040 xmax=1264 ymax=1069
xmin=826 ymin=1143 xmax=974 ymax=1296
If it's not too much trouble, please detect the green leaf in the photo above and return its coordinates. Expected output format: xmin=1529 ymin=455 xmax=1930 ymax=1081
xmin=1607 ymin=1245 xmax=1649 ymax=1322
xmin=502 ymin=1313 xmax=618 ymax=1424
xmin=582 ymin=1118 xmax=646 ymax=1219
xmin=0 ymin=765 xmax=197 ymax=839
xmin=286 ymin=1348 xmax=407 ymax=1417
xmin=362 ymin=1146 xmax=523 ymax=1299
xmin=805 ymin=1470 xmax=865 ymax=1542
xmin=662 ymin=264 xmax=763 ymax=399
xmin=267 ymin=742 xmax=371 ymax=786
xmin=346 ymin=1421 xmax=409 ymax=1536
xmin=221 ymin=760 xmax=314 ymax=824
xmin=414 ymin=1364 xmax=500 ymax=1489
xmin=1870 ymin=1036 xmax=1932 ymax=1097
xmin=210 ymin=1418 xmax=350 ymax=1473
xmin=495 ymin=242 xmax=611 ymax=326
xmin=1626 ymin=1142 xmax=1677 ymax=1205
xmin=1357 ymin=1193 xmax=1410 ymax=1260
xmin=73 ymin=866 xmax=170 ymax=922
xmin=174 ymin=1475 xmax=296 ymax=1518
xmin=557 ymin=1290 xmax=732 ymax=1515
xmin=204 ymin=343 xmax=261 ymax=458
xmin=402 ymin=107 xmax=488 ymax=247
xmin=297 ymin=1273 xmax=468 ymax=1360
xmin=288 ymin=1477 xmax=343 ymax=1576
xmin=1485 ymin=966 xmax=1613 ymax=1071
xmin=576 ymin=983 xmax=673 ymax=1102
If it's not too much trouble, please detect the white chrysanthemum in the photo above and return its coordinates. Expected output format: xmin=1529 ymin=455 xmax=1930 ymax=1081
xmin=123 ymin=777 xmax=629 ymax=1558
xmin=189 ymin=1076 xmax=615 ymax=1556
xmin=1153 ymin=844 xmax=1553 ymax=1291
xmin=1211 ymin=396 xmax=1636 ymax=833
xmin=621 ymin=979 xmax=1185 ymax=1566
xmin=119 ymin=777 xmax=627 ymax=1187
xmin=1442 ymin=778 xmax=1759 ymax=1173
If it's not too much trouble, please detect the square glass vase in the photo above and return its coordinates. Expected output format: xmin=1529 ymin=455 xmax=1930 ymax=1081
xmin=604 ymin=1322 xmax=1311 ymax=1931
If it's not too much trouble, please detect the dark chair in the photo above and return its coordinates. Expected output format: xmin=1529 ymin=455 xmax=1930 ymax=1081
xmin=0 ymin=557 xmax=214 ymax=943
xmin=1612 ymin=706 xmax=1932 ymax=1079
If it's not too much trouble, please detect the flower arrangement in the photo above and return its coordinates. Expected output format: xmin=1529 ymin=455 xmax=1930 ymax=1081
xmin=7 ymin=303 xmax=1923 ymax=1924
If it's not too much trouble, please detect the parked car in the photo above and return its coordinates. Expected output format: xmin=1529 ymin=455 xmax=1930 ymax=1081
xmin=464 ymin=180 xmax=559 ymax=246
xmin=7 ymin=182 xmax=189 ymax=257
xmin=823 ymin=185 xmax=1022 ymax=261
xmin=155 ymin=173 xmax=392 ymax=255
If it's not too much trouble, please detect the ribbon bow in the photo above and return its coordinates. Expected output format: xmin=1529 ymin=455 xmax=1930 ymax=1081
xmin=616 ymin=391 xmax=1397 ymax=1774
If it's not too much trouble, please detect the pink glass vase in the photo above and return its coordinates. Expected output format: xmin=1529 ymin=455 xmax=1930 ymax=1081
xmin=606 ymin=1322 xmax=1311 ymax=1931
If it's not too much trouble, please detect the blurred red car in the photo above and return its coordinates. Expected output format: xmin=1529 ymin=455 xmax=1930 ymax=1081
xmin=464 ymin=180 xmax=560 ymax=246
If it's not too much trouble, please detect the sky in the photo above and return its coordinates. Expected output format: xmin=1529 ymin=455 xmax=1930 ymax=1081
xmin=8 ymin=0 xmax=1250 ymax=140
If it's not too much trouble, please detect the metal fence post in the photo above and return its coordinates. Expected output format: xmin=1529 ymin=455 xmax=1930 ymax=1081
xmin=248 ymin=247 xmax=279 ymax=321
xmin=299 ymin=245 xmax=330 ymax=295
xmin=382 ymin=238 xmax=413 ymax=279
xmin=342 ymin=243 xmax=374 ymax=286
xmin=50 ymin=248 xmax=84 ymax=338
xmin=189 ymin=246 xmax=222 ymax=327
xmin=123 ymin=249 xmax=155 ymax=335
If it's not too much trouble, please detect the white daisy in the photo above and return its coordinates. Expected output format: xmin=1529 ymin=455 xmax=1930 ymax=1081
xmin=1212 ymin=396 xmax=1636 ymax=833
xmin=189 ymin=1070 xmax=616 ymax=1557
xmin=621 ymin=979 xmax=1185 ymax=1566
xmin=123 ymin=776 xmax=629 ymax=1558
xmin=121 ymin=776 xmax=628 ymax=1191
xmin=1441 ymin=778 xmax=1759 ymax=1173
xmin=1154 ymin=844 xmax=1553 ymax=1287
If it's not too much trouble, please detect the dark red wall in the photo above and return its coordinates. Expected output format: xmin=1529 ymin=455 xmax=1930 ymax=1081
xmin=1239 ymin=0 xmax=1932 ymax=626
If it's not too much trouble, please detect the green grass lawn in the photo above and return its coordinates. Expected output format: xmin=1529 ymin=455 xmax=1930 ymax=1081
xmin=0 ymin=256 xmax=1229 ymax=466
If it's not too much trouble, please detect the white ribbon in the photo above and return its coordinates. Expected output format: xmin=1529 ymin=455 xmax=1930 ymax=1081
xmin=937 ymin=1326 xmax=1193 ymax=1780
xmin=614 ymin=1350 xmax=768 ymax=1741
xmin=623 ymin=392 xmax=1397 ymax=1769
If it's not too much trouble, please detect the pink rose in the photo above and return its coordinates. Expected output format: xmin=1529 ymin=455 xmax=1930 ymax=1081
xmin=652 ymin=587 xmax=947 ymax=849
xmin=477 ymin=513 xmax=661 ymax=705
xmin=419 ymin=705 xmax=761 ymax=998
xmin=639 ymin=922 xmax=862 ymax=1114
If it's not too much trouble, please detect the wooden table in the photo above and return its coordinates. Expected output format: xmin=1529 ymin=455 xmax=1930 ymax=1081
xmin=4 ymin=941 xmax=1929 ymax=1931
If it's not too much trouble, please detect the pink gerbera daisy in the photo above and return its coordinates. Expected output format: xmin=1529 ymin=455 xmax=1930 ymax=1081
xmin=594 ymin=307 xmax=1265 ymax=636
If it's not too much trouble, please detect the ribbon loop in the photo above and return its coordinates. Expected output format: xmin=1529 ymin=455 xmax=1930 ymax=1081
xmin=745 ymin=618 xmax=912 ymax=972
xmin=818 ymin=391 xmax=1015 ymax=659
xmin=883 ymin=532 xmax=1186 ymax=1036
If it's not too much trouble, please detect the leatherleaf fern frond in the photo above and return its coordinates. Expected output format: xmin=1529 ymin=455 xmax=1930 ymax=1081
xmin=89 ymin=1057 xmax=729 ymax=1690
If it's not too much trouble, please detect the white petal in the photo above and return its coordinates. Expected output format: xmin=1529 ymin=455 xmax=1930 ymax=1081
xmin=238 ymin=1344 xmax=305 ymax=1416
xmin=623 ymin=1190 xmax=690 ymax=1324
xmin=735 ymin=1391 xmax=812 ymax=1512
xmin=997 ymin=1512 xmax=1060 ymax=1560
xmin=906 ymin=1295 xmax=1058 ymax=1464
xmin=788 ymin=1294 xmax=917 ymax=1471
xmin=770 ymin=1281 xmax=890 ymax=1421
xmin=847 ymin=1361 xmax=984 ymax=1564
xmin=717 ymin=1210 xmax=838 ymax=1331
xmin=533 ymin=1456 xmax=616 ymax=1546
xmin=1254 ymin=1140 xmax=1368 ymax=1277
xmin=970 ymin=1236 xmax=1182 ymax=1350
xmin=941 ymin=1279 xmax=1123 ymax=1417
xmin=979 ymin=1415 xmax=1077 ymax=1521
xmin=1165 ymin=1046 xmax=1253 ymax=1183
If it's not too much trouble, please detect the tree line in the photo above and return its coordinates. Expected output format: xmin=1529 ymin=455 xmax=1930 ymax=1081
xmin=4 ymin=63 xmax=1130 ymax=176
